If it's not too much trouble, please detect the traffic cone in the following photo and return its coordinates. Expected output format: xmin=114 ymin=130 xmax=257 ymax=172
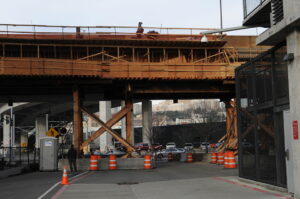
xmin=61 ymin=166 xmax=69 ymax=185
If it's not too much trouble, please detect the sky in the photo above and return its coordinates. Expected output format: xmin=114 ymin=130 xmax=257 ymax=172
xmin=0 ymin=0 xmax=264 ymax=35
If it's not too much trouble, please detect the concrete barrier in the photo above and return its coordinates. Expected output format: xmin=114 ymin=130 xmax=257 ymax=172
xmin=58 ymin=157 xmax=156 ymax=171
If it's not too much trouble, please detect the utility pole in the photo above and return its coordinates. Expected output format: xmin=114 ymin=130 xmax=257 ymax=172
xmin=220 ymin=0 xmax=223 ymax=34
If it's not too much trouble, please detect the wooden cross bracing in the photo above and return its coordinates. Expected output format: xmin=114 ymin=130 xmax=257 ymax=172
xmin=80 ymin=104 xmax=135 ymax=152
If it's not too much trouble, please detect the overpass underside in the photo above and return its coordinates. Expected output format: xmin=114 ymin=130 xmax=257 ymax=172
xmin=0 ymin=25 xmax=266 ymax=152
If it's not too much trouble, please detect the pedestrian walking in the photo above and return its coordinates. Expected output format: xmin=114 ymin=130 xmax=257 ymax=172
xmin=67 ymin=144 xmax=77 ymax=172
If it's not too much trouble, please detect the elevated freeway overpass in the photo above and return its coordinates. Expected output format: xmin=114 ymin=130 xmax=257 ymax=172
xmin=0 ymin=24 xmax=269 ymax=152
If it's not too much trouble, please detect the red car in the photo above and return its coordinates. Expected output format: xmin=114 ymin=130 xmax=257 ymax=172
xmin=134 ymin=143 xmax=150 ymax=151
xmin=150 ymin=143 xmax=162 ymax=150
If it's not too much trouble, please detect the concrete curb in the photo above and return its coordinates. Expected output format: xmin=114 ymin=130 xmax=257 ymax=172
xmin=238 ymin=177 xmax=288 ymax=193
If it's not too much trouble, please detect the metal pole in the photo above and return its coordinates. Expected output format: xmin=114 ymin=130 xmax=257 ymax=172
xmin=220 ymin=0 xmax=223 ymax=33
xmin=9 ymin=107 xmax=14 ymax=164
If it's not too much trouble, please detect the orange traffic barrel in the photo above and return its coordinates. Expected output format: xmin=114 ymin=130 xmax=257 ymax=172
xmin=217 ymin=152 xmax=224 ymax=165
xmin=224 ymin=151 xmax=237 ymax=169
xmin=167 ymin=153 xmax=173 ymax=161
xmin=210 ymin=152 xmax=217 ymax=164
xmin=223 ymin=151 xmax=229 ymax=168
xmin=144 ymin=155 xmax=152 ymax=169
xmin=187 ymin=153 xmax=193 ymax=163
xmin=109 ymin=154 xmax=117 ymax=170
xmin=89 ymin=155 xmax=99 ymax=171
xmin=61 ymin=166 xmax=69 ymax=185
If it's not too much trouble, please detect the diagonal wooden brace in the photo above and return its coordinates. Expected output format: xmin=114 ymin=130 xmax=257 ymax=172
xmin=80 ymin=106 xmax=135 ymax=152
xmin=80 ymin=105 xmax=132 ymax=149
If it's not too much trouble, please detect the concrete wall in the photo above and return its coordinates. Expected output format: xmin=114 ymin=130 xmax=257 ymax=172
xmin=287 ymin=29 xmax=300 ymax=197
xmin=135 ymin=122 xmax=226 ymax=147
xmin=58 ymin=158 xmax=155 ymax=171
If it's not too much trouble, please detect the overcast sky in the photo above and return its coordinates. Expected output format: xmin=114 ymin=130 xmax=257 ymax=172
xmin=0 ymin=0 xmax=263 ymax=35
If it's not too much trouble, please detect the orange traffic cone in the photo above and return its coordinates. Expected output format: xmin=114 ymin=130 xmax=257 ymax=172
xmin=61 ymin=166 xmax=69 ymax=185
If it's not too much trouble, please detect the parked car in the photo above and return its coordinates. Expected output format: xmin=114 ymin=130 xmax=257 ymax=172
xmin=134 ymin=143 xmax=150 ymax=151
xmin=166 ymin=142 xmax=176 ymax=149
xmin=94 ymin=149 xmax=126 ymax=157
xmin=156 ymin=148 xmax=185 ymax=158
xmin=150 ymin=143 xmax=163 ymax=150
xmin=215 ymin=142 xmax=223 ymax=148
xmin=184 ymin=143 xmax=194 ymax=150
xmin=200 ymin=142 xmax=210 ymax=150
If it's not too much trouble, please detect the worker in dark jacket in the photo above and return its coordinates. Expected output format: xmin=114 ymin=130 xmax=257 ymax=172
xmin=67 ymin=144 xmax=77 ymax=172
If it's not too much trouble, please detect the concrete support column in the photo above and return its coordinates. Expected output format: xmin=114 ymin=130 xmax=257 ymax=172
xmin=142 ymin=100 xmax=152 ymax=145
xmin=20 ymin=133 xmax=28 ymax=147
xmin=287 ymin=29 xmax=300 ymax=196
xmin=35 ymin=115 xmax=48 ymax=148
xmin=2 ymin=114 xmax=10 ymax=147
xmin=99 ymin=101 xmax=113 ymax=153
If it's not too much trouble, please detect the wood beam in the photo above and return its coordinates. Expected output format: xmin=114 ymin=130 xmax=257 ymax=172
xmin=80 ymin=106 xmax=135 ymax=152
xmin=125 ymin=100 xmax=133 ymax=145
xmin=73 ymin=87 xmax=83 ymax=155
xmin=80 ymin=104 xmax=133 ymax=149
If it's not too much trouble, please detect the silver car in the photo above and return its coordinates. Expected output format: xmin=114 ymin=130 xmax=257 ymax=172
xmin=156 ymin=148 xmax=185 ymax=158
xmin=184 ymin=143 xmax=194 ymax=150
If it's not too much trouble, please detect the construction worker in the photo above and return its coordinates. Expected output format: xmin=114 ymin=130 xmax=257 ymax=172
xmin=67 ymin=144 xmax=77 ymax=172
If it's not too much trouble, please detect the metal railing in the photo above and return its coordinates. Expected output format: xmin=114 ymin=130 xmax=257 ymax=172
xmin=244 ymin=0 xmax=268 ymax=18
xmin=0 ymin=24 xmax=219 ymax=41
xmin=0 ymin=147 xmax=39 ymax=170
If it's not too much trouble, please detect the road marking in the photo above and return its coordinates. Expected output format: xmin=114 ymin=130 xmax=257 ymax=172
xmin=213 ymin=177 xmax=293 ymax=199
xmin=37 ymin=171 xmax=89 ymax=199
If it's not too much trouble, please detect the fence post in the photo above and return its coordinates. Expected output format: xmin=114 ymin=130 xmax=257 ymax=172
xmin=27 ymin=147 xmax=30 ymax=165
xmin=19 ymin=147 xmax=21 ymax=165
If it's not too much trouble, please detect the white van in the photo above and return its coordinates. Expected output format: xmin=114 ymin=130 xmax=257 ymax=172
xmin=166 ymin=142 xmax=176 ymax=149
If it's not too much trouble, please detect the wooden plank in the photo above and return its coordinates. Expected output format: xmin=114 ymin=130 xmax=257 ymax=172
xmin=78 ymin=51 xmax=106 ymax=60
xmin=80 ymin=104 xmax=133 ymax=149
xmin=80 ymin=106 xmax=135 ymax=152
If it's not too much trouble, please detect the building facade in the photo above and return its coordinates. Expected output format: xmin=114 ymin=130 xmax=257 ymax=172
xmin=239 ymin=0 xmax=300 ymax=195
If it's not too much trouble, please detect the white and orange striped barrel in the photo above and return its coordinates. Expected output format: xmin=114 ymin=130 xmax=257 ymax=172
xmin=217 ymin=152 xmax=224 ymax=165
xmin=186 ymin=153 xmax=193 ymax=163
xmin=210 ymin=152 xmax=217 ymax=164
xmin=224 ymin=151 xmax=237 ymax=169
xmin=109 ymin=154 xmax=117 ymax=170
xmin=89 ymin=155 xmax=99 ymax=171
xmin=144 ymin=155 xmax=152 ymax=169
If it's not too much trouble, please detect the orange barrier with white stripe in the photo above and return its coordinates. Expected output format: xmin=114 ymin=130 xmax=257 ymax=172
xmin=61 ymin=166 xmax=69 ymax=185
xmin=167 ymin=153 xmax=173 ymax=161
xmin=109 ymin=154 xmax=117 ymax=170
xmin=144 ymin=155 xmax=152 ymax=169
xmin=223 ymin=151 xmax=229 ymax=168
xmin=187 ymin=153 xmax=193 ymax=163
xmin=217 ymin=152 xmax=224 ymax=165
xmin=224 ymin=151 xmax=237 ymax=169
xmin=89 ymin=155 xmax=99 ymax=171
xmin=210 ymin=152 xmax=217 ymax=164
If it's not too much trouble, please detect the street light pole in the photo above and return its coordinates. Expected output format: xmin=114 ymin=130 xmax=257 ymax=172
xmin=220 ymin=0 xmax=223 ymax=33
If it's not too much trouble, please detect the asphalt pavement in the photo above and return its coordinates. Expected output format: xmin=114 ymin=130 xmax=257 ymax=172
xmin=47 ymin=162 xmax=293 ymax=199
xmin=0 ymin=162 xmax=293 ymax=199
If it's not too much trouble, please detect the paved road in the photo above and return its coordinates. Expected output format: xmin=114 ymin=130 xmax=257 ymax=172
xmin=0 ymin=171 xmax=80 ymax=199
xmin=47 ymin=162 xmax=292 ymax=199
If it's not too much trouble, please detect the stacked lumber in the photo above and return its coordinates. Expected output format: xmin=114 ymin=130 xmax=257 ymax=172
xmin=217 ymin=100 xmax=238 ymax=154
